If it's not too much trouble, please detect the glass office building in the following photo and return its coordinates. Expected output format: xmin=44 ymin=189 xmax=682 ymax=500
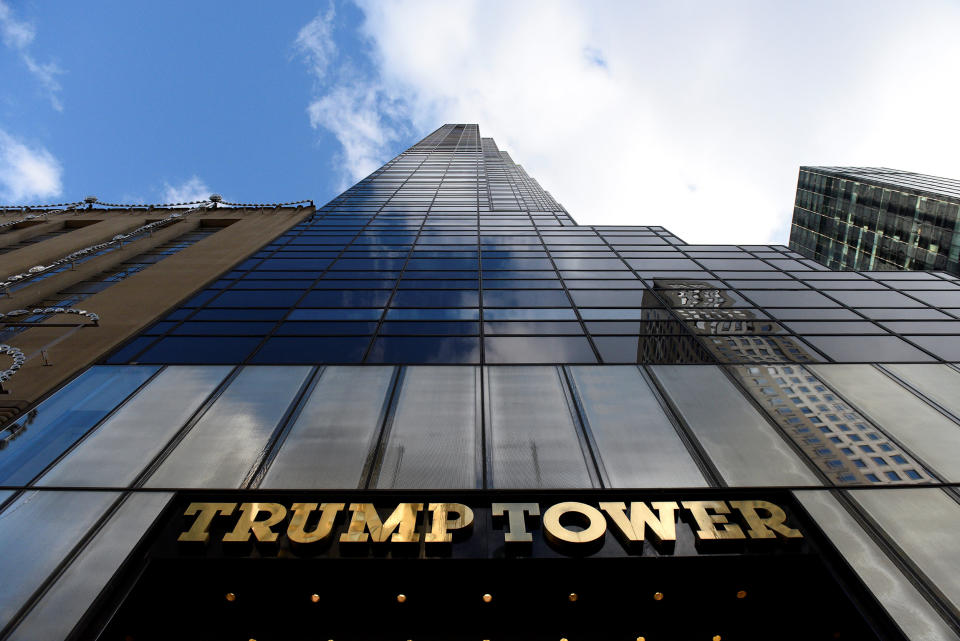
xmin=2 ymin=125 xmax=960 ymax=640
xmin=790 ymin=166 xmax=960 ymax=275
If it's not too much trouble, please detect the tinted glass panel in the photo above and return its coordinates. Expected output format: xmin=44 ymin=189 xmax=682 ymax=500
xmin=810 ymin=364 xmax=960 ymax=481
xmin=251 ymin=337 xmax=370 ymax=363
xmin=0 ymin=366 xmax=159 ymax=485
xmin=650 ymin=365 xmax=819 ymax=485
xmin=795 ymin=490 xmax=957 ymax=641
xmin=37 ymin=367 xmax=230 ymax=487
xmin=482 ymin=290 xmax=570 ymax=307
xmin=145 ymin=366 xmax=311 ymax=488
xmin=0 ymin=491 xmax=119 ymax=627
xmin=300 ymin=290 xmax=391 ymax=307
xmin=803 ymin=336 xmax=934 ymax=362
xmin=569 ymin=366 xmax=705 ymax=487
xmin=6 ymin=492 xmax=172 ymax=641
xmin=376 ymin=367 xmax=478 ymax=489
xmin=485 ymin=336 xmax=596 ymax=363
xmin=487 ymin=366 xmax=593 ymax=488
xmin=367 ymin=337 xmax=480 ymax=364
xmin=852 ymin=489 xmax=960 ymax=612
xmin=261 ymin=366 xmax=395 ymax=488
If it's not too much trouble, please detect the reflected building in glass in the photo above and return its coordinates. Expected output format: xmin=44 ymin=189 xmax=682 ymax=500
xmin=790 ymin=166 xmax=960 ymax=275
xmin=1 ymin=125 xmax=960 ymax=640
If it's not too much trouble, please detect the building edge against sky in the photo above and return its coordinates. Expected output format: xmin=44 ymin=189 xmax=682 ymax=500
xmin=790 ymin=166 xmax=960 ymax=275
xmin=0 ymin=125 xmax=958 ymax=639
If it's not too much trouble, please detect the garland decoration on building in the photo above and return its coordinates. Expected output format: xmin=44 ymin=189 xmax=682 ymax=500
xmin=0 ymin=344 xmax=26 ymax=384
xmin=2 ymin=196 xmax=313 ymax=212
xmin=0 ymin=199 xmax=89 ymax=213
xmin=0 ymin=193 xmax=314 ymax=292
xmin=0 ymin=308 xmax=98 ymax=389
xmin=0 ymin=201 xmax=85 ymax=231
xmin=0 ymin=201 xmax=215 ymax=291
xmin=0 ymin=307 xmax=99 ymax=324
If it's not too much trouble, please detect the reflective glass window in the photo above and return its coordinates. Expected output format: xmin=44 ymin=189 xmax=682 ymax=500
xmin=376 ymin=367 xmax=479 ymax=489
xmin=592 ymin=336 xmax=642 ymax=363
xmin=570 ymin=290 xmax=649 ymax=307
xmin=487 ymin=366 xmax=593 ymax=488
xmin=794 ymin=490 xmax=956 ymax=641
xmin=482 ymin=308 xmax=577 ymax=320
xmin=803 ymin=336 xmax=934 ymax=362
xmin=251 ymin=337 xmax=370 ymax=363
xmin=902 ymin=336 xmax=960 ymax=360
xmin=275 ymin=321 xmax=377 ymax=335
xmin=485 ymin=336 xmax=596 ymax=363
xmin=811 ymin=365 xmax=960 ymax=481
xmin=785 ymin=322 xmax=887 ymax=335
xmin=569 ymin=366 xmax=705 ymax=486
xmin=483 ymin=321 xmax=584 ymax=335
xmin=137 ymin=337 xmax=262 ymax=364
xmin=828 ymin=291 xmax=925 ymax=308
xmin=380 ymin=321 xmax=478 ymax=335
xmin=367 ymin=337 xmax=480 ymax=363
xmin=391 ymin=290 xmax=479 ymax=307
xmin=211 ymin=292 xmax=310 ymax=309
xmin=146 ymin=366 xmax=311 ymax=488
xmin=740 ymin=290 xmax=840 ymax=308
xmin=650 ymin=365 xmax=820 ymax=485
xmin=482 ymin=290 xmax=570 ymax=307
xmin=300 ymin=290 xmax=391 ymax=307
xmin=852 ymin=489 xmax=960 ymax=611
xmin=37 ymin=366 xmax=230 ymax=487
xmin=554 ymin=258 xmax=626 ymax=270
xmin=385 ymin=308 xmax=479 ymax=321
xmin=6 ymin=492 xmax=172 ymax=641
xmin=885 ymin=364 xmax=960 ymax=418
xmin=261 ymin=366 xmax=395 ymax=488
xmin=170 ymin=321 xmax=277 ymax=336
xmin=0 ymin=491 xmax=119 ymax=626
xmin=0 ymin=366 xmax=159 ymax=485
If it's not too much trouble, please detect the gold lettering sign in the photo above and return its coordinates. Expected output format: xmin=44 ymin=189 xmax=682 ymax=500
xmin=287 ymin=502 xmax=344 ymax=544
xmin=681 ymin=501 xmax=746 ymax=540
xmin=425 ymin=503 xmax=474 ymax=544
xmin=177 ymin=502 xmax=236 ymax=543
xmin=491 ymin=503 xmax=539 ymax=543
xmin=223 ymin=502 xmax=287 ymax=543
xmin=729 ymin=500 xmax=802 ymax=539
xmin=340 ymin=503 xmax=422 ymax=544
xmin=174 ymin=497 xmax=803 ymax=551
xmin=543 ymin=502 xmax=607 ymax=546
xmin=600 ymin=501 xmax=679 ymax=546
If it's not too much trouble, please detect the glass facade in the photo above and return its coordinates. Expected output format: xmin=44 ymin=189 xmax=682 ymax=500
xmin=790 ymin=166 xmax=960 ymax=275
xmin=1 ymin=126 xmax=960 ymax=640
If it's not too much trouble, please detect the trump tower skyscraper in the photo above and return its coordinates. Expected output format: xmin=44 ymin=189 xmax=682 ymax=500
xmin=0 ymin=125 xmax=959 ymax=640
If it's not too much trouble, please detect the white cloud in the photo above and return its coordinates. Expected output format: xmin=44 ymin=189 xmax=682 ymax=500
xmin=297 ymin=4 xmax=412 ymax=187
xmin=0 ymin=0 xmax=63 ymax=111
xmin=0 ymin=1 xmax=33 ymax=49
xmin=162 ymin=176 xmax=212 ymax=205
xmin=0 ymin=129 xmax=62 ymax=203
xmin=296 ymin=3 xmax=337 ymax=81
xmin=301 ymin=0 xmax=960 ymax=244
xmin=307 ymin=83 xmax=409 ymax=186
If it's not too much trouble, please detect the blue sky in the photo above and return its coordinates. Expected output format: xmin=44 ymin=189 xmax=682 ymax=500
xmin=3 ymin=1 xmax=960 ymax=244
xmin=0 ymin=1 xmax=375 ymax=208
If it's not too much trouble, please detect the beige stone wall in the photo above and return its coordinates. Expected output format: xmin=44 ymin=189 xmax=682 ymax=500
xmin=0 ymin=205 xmax=313 ymax=421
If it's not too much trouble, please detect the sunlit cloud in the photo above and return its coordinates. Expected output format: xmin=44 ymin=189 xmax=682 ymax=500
xmin=0 ymin=129 xmax=62 ymax=203
xmin=296 ymin=3 xmax=413 ymax=188
xmin=296 ymin=3 xmax=337 ymax=81
xmin=298 ymin=0 xmax=960 ymax=244
xmin=162 ymin=176 xmax=212 ymax=205
xmin=0 ymin=1 xmax=64 ymax=111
